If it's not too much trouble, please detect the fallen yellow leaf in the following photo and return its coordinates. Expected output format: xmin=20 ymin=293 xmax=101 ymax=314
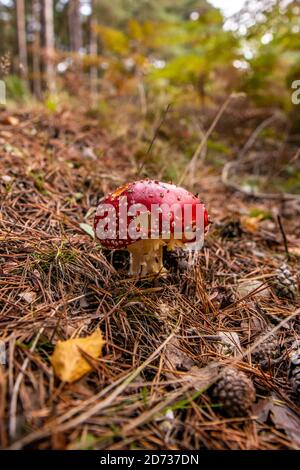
xmin=290 ymin=247 xmax=300 ymax=257
xmin=240 ymin=215 xmax=263 ymax=233
xmin=50 ymin=329 xmax=104 ymax=383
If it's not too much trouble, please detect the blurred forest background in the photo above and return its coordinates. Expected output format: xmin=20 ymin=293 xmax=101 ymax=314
xmin=1 ymin=0 xmax=300 ymax=191
xmin=1 ymin=0 xmax=300 ymax=105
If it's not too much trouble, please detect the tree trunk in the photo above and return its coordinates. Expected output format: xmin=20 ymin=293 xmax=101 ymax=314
xmin=32 ymin=0 xmax=42 ymax=99
xmin=42 ymin=0 xmax=55 ymax=92
xmin=90 ymin=0 xmax=98 ymax=98
xmin=16 ymin=0 xmax=28 ymax=80
xmin=68 ymin=0 xmax=82 ymax=53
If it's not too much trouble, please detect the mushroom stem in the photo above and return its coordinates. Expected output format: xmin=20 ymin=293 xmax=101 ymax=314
xmin=127 ymin=239 xmax=166 ymax=277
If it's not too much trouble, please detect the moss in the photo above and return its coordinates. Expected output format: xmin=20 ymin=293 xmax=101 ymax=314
xmin=33 ymin=245 xmax=78 ymax=272
xmin=5 ymin=75 xmax=29 ymax=102
xmin=249 ymin=208 xmax=273 ymax=220
xmin=207 ymin=139 xmax=231 ymax=155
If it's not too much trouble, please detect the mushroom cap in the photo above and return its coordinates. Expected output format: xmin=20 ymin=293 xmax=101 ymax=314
xmin=94 ymin=179 xmax=208 ymax=249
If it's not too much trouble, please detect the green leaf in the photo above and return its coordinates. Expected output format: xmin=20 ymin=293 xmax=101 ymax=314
xmin=80 ymin=223 xmax=95 ymax=239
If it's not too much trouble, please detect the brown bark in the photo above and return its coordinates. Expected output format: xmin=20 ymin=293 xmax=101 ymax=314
xmin=42 ymin=0 xmax=55 ymax=92
xmin=90 ymin=0 xmax=98 ymax=98
xmin=16 ymin=0 xmax=28 ymax=80
xmin=68 ymin=0 xmax=83 ymax=52
xmin=32 ymin=0 xmax=42 ymax=99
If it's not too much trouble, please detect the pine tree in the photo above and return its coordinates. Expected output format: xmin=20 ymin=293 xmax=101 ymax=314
xmin=68 ymin=0 xmax=82 ymax=53
xmin=42 ymin=0 xmax=55 ymax=92
xmin=16 ymin=0 xmax=28 ymax=80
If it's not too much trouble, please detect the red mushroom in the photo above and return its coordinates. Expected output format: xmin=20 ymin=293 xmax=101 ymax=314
xmin=94 ymin=179 xmax=208 ymax=277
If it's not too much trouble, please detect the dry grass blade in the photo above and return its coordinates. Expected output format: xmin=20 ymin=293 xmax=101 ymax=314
xmin=179 ymin=93 xmax=236 ymax=186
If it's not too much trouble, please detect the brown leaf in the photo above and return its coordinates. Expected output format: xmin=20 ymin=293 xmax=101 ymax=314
xmin=217 ymin=331 xmax=241 ymax=357
xmin=18 ymin=291 xmax=36 ymax=303
xmin=237 ymin=280 xmax=270 ymax=300
xmin=50 ymin=328 xmax=104 ymax=383
xmin=164 ymin=337 xmax=196 ymax=379
xmin=182 ymin=364 xmax=219 ymax=391
xmin=1 ymin=115 xmax=19 ymax=126
xmin=270 ymin=399 xmax=300 ymax=448
xmin=163 ymin=337 xmax=219 ymax=391
xmin=257 ymin=395 xmax=300 ymax=448
xmin=252 ymin=397 xmax=273 ymax=422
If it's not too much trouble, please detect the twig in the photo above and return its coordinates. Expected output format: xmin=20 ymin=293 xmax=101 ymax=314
xmin=9 ymin=328 xmax=46 ymax=440
xmin=238 ymin=113 xmax=280 ymax=162
xmin=277 ymin=214 xmax=290 ymax=260
xmin=178 ymin=93 xmax=238 ymax=186
xmin=189 ymin=121 xmax=207 ymax=182
xmin=221 ymin=112 xmax=300 ymax=201
xmin=136 ymin=103 xmax=172 ymax=176
xmin=137 ymin=81 xmax=147 ymax=116
xmin=221 ymin=161 xmax=300 ymax=200
xmin=237 ymin=307 xmax=300 ymax=361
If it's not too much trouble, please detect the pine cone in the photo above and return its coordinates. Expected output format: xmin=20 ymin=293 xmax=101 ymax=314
xmin=272 ymin=264 xmax=298 ymax=300
xmin=219 ymin=220 xmax=242 ymax=239
xmin=163 ymin=247 xmax=189 ymax=272
xmin=289 ymin=340 xmax=300 ymax=401
xmin=213 ymin=286 xmax=236 ymax=309
xmin=251 ymin=332 xmax=282 ymax=370
xmin=212 ymin=367 xmax=255 ymax=417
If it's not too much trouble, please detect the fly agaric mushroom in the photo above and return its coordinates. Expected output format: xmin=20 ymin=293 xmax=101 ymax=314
xmin=94 ymin=179 xmax=208 ymax=277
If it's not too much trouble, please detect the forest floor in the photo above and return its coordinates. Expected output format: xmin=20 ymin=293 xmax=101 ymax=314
xmin=0 ymin=99 xmax=300 ymax=450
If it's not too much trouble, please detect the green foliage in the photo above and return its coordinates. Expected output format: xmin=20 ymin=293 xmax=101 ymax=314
xmin=279 ymin=170 xmax=300 ymax=194
xmin=33 ymin=245 xmax=78 ymax=273
xmin=93 ymin=0 xmax=209 ymax=26
xmin=1 ymin=0 xmax=299 ymax=112
xmin=151 ymin=54 xmax=206 ymax=85
xmin=4 ymin=75 xmax=28 ymax=101
xmin=96 ymin=25 xmax=129 ymax=55
xmin=79 ymin=223 xmax=95 ymax=239
xmin=44 ymin=92 xmax=72 ymax=113
xmin=94 ymin=5 xmax=239 ymax=100
xmin=87 ymin=0 xmax=300 ymax=109
xmin=242 ymin=0 xmax=300 ymax=107
xmin=248 ymin=208 xmax=273 ymax=220
xmin=207 ymin=140 xmax=231 ymax=155
xmin=44 ymin=96 xmax=58 ymax=113
xmin=75 ymin=433 xmax=97 ymax=450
